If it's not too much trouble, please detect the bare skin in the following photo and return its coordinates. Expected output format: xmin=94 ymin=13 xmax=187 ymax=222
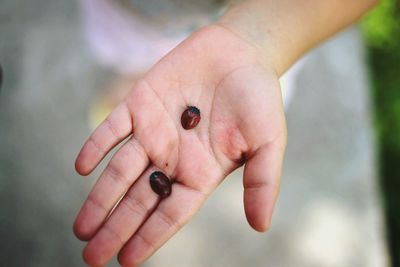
xmin=74 ymin=25 xmax=286 ymax=266
xmin=73 ymin=0 xmax=378 ymax=266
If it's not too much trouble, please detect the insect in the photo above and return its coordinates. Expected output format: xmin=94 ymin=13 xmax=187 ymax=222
xmin=181 ymin=106 xmax=201 ymax=130
xmin=149 ymin=171 xmax=172 ymax=198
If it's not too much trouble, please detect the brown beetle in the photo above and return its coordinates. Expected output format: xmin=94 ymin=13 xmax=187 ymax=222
xmin=149 ymin=171 xmax=172 ymax=198
xmin=181 ymin=106 xmax=201 ymax=130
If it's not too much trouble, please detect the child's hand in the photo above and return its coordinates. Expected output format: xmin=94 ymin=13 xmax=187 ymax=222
xmin=73 ymin=25 xmax=287 ymax=266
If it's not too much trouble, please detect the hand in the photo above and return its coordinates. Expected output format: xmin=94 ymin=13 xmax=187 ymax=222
xmin=73 ymin=25 xmax=287 ymax=267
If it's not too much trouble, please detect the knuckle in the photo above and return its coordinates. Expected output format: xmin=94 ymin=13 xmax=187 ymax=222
xmin=123 ymin=194 xmax=148 ymax=218
xmin=88 ymin=135 xmax=105 ymax=154
xmin=107 ymin=163 xmax=130 ymax=187
xmin=104 ymin=223 xmax=125 ymax=244
xmin=136 ymin=232 xmax=156 ymax=251
xmin=244 ymin=180 xmax=270 ymax=190
xmin=155 ymin=208 xmax=181 ymax=230
xmin=105 ymin=116 xmax=120 ymax=139
xmin=127 ymin=139 xmax=147 ymax=161
xmin=87 ymin=194 xmax=108 ymax=213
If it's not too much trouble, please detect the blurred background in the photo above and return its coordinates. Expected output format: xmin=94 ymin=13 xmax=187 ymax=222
xmin=362 ymin=1 xmax=400 ymax=266
xmin=0 ymin=0 xmax=398 ymax=266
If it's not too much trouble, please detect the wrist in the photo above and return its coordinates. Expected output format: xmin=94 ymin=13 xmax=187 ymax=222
xmin=216 ymin=1 xmax=290 ymax=76
xmin=217 ymin=0 xmax=379 ymax=77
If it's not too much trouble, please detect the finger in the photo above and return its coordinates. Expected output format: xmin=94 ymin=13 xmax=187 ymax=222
xmin=82 ymin=166 xmax=162 ymax=267
xmin=74 ymin=137 xmax=149 ymax=240
xmin=125 ymin=78 xmax=180 ymax=171
xmin=118 ymin=183 xmax=207 ymax=266
xmin=75 ymin=101 xmax=133 ymax=175
xmin=243 ymin=137 xmax=286 ymax=232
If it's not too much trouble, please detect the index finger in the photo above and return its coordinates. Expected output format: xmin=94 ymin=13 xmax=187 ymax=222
xmin=75 ymin=101 xmax=133 ymax=175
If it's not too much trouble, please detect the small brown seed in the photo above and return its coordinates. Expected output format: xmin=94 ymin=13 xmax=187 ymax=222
xmin=181 ymin=106 xmax=201 ymax=130
xmin=149 ymin=171 xmax=172 ymax=198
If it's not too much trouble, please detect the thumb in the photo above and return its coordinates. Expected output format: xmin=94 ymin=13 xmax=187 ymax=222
xmin=243 ymin=137 xmax=286 ymax=232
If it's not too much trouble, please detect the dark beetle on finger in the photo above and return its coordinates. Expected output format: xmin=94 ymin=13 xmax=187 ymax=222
xmin=149 ymin=171 xmax=172 ymax=198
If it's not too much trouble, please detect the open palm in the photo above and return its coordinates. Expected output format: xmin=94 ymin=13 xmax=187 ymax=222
xmin=73 ymin=25 xmax=287 ymax=267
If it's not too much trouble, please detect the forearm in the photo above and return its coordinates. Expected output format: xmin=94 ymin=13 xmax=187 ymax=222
xmin=218 ymin=0 xmax=379 ymax=76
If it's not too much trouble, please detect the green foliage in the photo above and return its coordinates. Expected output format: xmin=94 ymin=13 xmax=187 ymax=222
xmin=362 ymin=0 xmax=400 ymax=265
xmin=362 ymin=0 xmax=400 ymax=47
